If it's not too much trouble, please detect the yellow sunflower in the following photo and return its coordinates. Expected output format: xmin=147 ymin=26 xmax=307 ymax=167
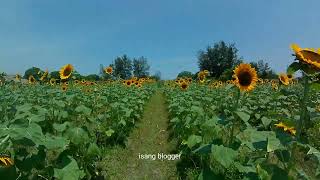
xmin=105 ymin=66 xmax=113 ymax=74
xmin=279 ymin=73 xmax=289 ymax=86
xmin=291 ymin=44 xmax=320 ymax=70
xmin=61 ymin=85 xmax=68 ymax=92
xmin=59 ymin=64 xmax=74 ymax=80
xmin=233 ymin=63 xmax=258 ymax=91
xmin=75 ymin=80 xmax=80 ymax=84
xmin=275 ymin=122 xmax=296 ymax=136
xmin=15 ymin=74 xmax=21 ymax=81
xmin=0 ymin=156 xmax=14 ymax=166
xmin=180 ymin=81 xmax=189 ymax=90
xmin=126 ymin=80 xmax=132 ymax=86
xmin=40 ymin=69 xmax=48 ymax=81
xmin=28 ymin=75 xmax=36 ymax=84
xmin=50 ymin=78 xmax=56 ymax=85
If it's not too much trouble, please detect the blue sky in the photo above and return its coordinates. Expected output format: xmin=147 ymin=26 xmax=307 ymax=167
xmin=0 ymin=0 xmax=319 ymax=79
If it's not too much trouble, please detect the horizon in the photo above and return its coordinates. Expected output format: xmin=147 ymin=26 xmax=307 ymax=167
xmin=0 ymin=0 xmax=319 ymax=79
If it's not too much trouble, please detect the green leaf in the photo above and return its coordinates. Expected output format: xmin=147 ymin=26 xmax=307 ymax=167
xmin=261 ymin=117 xmax=272 ymax=128
xmin=66 ymin=127 xmax=90 ymax=146
xmin=267 ymin=136 xmax=283 ymax=152
xmin=53 ymin=122 xmax=70 ymax=133
xmin=211 ymin=145 xmax=238 ymax=168
xmin=234 ymin=162 xmax=256 ymax=173
xmin=256 ymin=164 xmax=271 ymax=180
xmin=187 ymin=135 xmax=202 ymax=149
xmin=105 ymin=129 xmax=115 ymax=137
xmin=235 ymin=111 xmax=250 ymax=122
xmin=75 ymin=105 xmax=92 ymax=116
xmin=310 ymin=82 xmax=320 ymax=91
xmin=54 ymin=156 xmax=85 ymax=180
xmin=86 ymin=143 xmax=101 ymax=157
xmin=43 ymin=135 xmax=69 ymax=150
xmin=287 ymin=62 xmax=301 ymax=75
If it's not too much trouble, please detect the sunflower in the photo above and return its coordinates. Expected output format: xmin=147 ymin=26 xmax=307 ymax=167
xmin=61 ymin=85 xmax=68 ymax=92
xmin=59 ymin=64 xmax=74 ymax=80
xmin=64 ymin=82 xmax=69 ymax=86
xmin=180 ymin=81 xmax=189 ymax=90
xmin=233 ymin=63 xmax=258 ymax=91
xmin=291 ymin=44 xmax=320 ymax=70
xmin=15 ymin=74 xmax=21 ymax=81
xmin=258 ymin=78 xmax=264 ymax=84
xmin=28 ymin=75 xmax=36 ymax=84
xmin=137 ymin=84 xmax=142 ymax=88
xmin=279 ymin=73 xmax=289 ymax=86
xmin=199 ymin=74 xmax=206 ymax=83
xmin=81 ymin=79 xmax=86 ymax=84
xmin=126 ymin=80 xmax=132 ymax=86
xmin=75 ymin=80 xmax=80 ymax=84
xmin=105 ymin=66 xmax=113 ymax=74
xmin=50 ymin=78 xmax=56 ymax=86
xmin=275 ymin=122 xmax=296 ymax=136
xmin=40 ymin=69 xmax=48 ymax=81
xmin=0 ymin=156 xmax=14 ymax=166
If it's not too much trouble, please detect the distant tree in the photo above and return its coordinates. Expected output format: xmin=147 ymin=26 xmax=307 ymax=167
xmin=250 ymin=60 xmax=277 ymax=79
xmin=198 ymin=41 xmax=241 ymax=79
xmin=24 ymin=67 xmax=42 ymax=80
xmin=177 ymin=71 xmax=194 ymax=78
xmin=49 ymin=71 xmax=60 ymax=79
xmin=85 ymin=74 xmax=100 ymax=81
xmin=133 ymin=56 xmax=150 ymax=78
xmin=151 ymin=71 xmax=161 ymax=81
xmin=113 ymin=55 xmax=132 ymax=79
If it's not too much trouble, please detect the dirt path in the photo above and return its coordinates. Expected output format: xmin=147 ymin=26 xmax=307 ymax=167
xmin=102 ymin=91 xmax=178 ymax=180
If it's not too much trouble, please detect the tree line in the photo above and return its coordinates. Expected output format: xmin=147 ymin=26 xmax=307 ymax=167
xmin=23 ymin=55 xmax=155 ymax=81
xmin=178 ymin=41 xmax=277 ymax=80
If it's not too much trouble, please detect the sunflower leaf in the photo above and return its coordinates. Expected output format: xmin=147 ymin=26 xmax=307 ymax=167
xmin=287 ymin=62 xmax=301 ymax=75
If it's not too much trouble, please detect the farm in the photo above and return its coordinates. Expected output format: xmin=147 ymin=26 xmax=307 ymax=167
xmin=0 ymin=44 xmax=320 ymax=180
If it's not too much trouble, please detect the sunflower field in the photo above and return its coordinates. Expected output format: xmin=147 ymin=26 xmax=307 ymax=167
xmin=0 ymin=73 xmax=156 ymax=179
xmin=0 ymin=44 xmax=320 ymax=180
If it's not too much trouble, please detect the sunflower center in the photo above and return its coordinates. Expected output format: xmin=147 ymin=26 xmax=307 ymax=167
xmin=182 ymin=84 xmax=187 ymax=89
xmin=238 ymin=71 xmax=252 ymax=86
xmin=63 ymin=67 xmax=72 ymax=76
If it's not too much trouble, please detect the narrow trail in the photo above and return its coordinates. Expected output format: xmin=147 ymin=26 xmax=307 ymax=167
xmin=102 ymin=91 xmax=178 ymax=180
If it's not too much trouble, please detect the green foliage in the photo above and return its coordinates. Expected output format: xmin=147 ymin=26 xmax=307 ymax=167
xmin=164 ymin=82 xmax=320 ymax=179
xmin=85 ymin=74 xmax=100 ymax=81
xmin=177 ymin=71 xmax=194 ymax=78
xmin=250 ymin=60 xmax=277 ymax=79
xmin=23 ymin=67 xmax=42 ymax=79
xmin=0 ymin=83 xmax=155 ymax=179
xmin=133 ymin=56 xmax=150 ymax=78
xmin=197 ymin=41 xmax=241 ymax=79
xmin=113 ymin=54 xmax=133 ymax=79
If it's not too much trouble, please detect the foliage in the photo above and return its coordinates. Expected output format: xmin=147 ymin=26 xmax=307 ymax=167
xmin=113 ymin=55 xmax=133 ymax=79
xmin=133 ymin=57 xmax=150 ymax=78
xmin=250 ymin=60 xmax=277 ymax=79
xmin=0 ymin=82 xmax=155 ymax=179
xmin=164 ymin=81 xmax=320 ymax=179
xmin=198 ymin=41 xmax=241 ymax=79
xmin=23 ymin=67 xmax=43 ymax=80
xmin=177 ymin=71 xmax=194 ymax=79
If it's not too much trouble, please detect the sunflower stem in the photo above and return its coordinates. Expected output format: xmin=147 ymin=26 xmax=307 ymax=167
xmin=297 ymin=74 xmax=309 ymax=140
xmin=230 ymin=88 xmax=241 ymax=147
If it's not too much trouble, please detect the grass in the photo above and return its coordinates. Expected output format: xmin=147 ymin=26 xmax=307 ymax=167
xmin=101 ymin=91 xmax=178 ymax=180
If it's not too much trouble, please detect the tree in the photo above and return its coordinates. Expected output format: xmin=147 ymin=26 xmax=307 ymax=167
xmin=177 ymin=71 xmax=194 ymax=78
xmin=85 ymin=74 xmax=100 ymax=81
xmin=24 ymin=67 xmax=42 ymax=80
xmin=198 ymin=41 xmax=241 ymax=79
xmin=49 ymin=71 xmax=60 ymax=79
xmin=151 ymin=71 xmax=161 ymax=81
xmin=133 ymin=56 xmax=150 ymax=78
xmin=250 ymin=60 xmax=277 ymax=79
xmin=113 ymin=55 xmax=132 ymax=79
